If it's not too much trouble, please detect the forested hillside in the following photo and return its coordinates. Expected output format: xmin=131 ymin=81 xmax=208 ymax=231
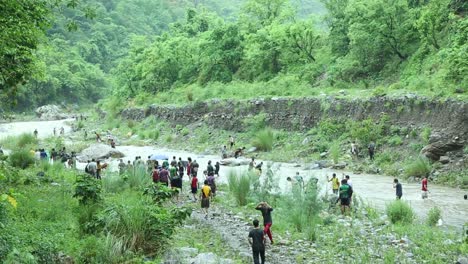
xmin=0 ymin=0 xmax=466 ymax=111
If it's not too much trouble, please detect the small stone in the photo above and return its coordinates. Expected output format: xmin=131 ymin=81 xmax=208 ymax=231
xmin=405 ymin=253 xmax=414 ymax=258
xmin=457 ymin=257 xmax=468 ymax=264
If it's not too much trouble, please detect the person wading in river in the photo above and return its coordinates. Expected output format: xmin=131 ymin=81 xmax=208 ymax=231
xmin=255 ymin=202 xmax=274 ymax=244
xmin=329 ymin=173 xmax=340 ymax=194
xmin=393 ymin=178 xmax=403 ymax=200
xmin=421 ymin=176 xmax=429 ymax=199
xmin=248 ymin=219 xmax=266 ymax=264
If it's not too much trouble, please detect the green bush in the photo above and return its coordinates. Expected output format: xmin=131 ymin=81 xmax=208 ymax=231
xmin=426 ymin=207 xmax=441 ymax=226
xmin=17 ymin=133 xmax=38 ymax=148
xmin=9 ymin=149 xmax=35 ymax=169
xmin=74 ymin=174 xmax=102 ymax=205
xmin=228 ymin=172 xmax=251 ymax=206
xmin=386 ymin=200 xmax=415 ymax=224
xmin=387 ymin=135 xmax=403 ymax=146
xmin=404 ymin=157 xmax=431 ymax=178
xmin=252 ymin=128 xmax=274 ymax=152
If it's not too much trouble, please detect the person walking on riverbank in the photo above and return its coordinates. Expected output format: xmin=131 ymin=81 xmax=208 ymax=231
xmin=201 ymin=180 xmax=212 ymax=218
xmin=207 ymin=160 xmax=214 ymax=176
xmin=255 ymin=202 xmax=274 ymax=244
xmin=337 ymin=179 xmax=352 ymax=215
xmin=422 ymin=176 xmax=428 ymax=199
xmin=191 ymin=174 xmax=198 ymax=201
xmin=329 ymin=173 xmax=340 ymax=194
xmin=33 ymin=129 xmax=38 ymax=138
xmin=118 ymin=159 xmax=126 ymax=175
xmin=159 ymin=166 xmax=170 ymax=187
xmin=393 ymin=179 xmax=403 ymax=199
xmin=248 ymin=219 xmax=266 ymax=264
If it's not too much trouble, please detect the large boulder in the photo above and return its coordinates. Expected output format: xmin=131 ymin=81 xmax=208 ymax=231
xmin=77 ymin=144 xmax=124 ymax=162
xmin=421 ymin=135 xmax=464 ymax=161
xmin=35 ymin=105 xmax=68 ymax=120
xmin=219 ymin=157 xmax=250 ymax=166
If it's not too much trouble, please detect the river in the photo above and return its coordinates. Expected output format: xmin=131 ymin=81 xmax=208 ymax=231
xmin=0 ymin=119 xmax=466 ymax=227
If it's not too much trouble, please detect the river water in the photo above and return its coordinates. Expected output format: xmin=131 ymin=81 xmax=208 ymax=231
xmin=0 ymin=119 xmax=466 ymax=227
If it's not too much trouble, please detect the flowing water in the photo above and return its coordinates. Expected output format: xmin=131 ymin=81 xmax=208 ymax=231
xmin=0 ymin=119 xmax=466 ymax=227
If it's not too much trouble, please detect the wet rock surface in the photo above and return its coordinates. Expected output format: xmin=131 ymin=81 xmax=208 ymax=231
xmin=77 ymin=143 xmax=125 ymax=162
xmin=35 ymin=105 xmax=68 ymax=120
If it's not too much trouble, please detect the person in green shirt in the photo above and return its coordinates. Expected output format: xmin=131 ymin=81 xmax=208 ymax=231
xmin=336 ymin=179 xmax=353 ymax=215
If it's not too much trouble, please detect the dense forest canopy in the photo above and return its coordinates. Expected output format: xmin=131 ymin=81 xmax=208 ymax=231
xmin=0 ymin=0 xmax=466 ymax=111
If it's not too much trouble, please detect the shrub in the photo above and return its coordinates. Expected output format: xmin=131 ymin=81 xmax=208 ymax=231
xmin=98 ymin=193 xmax=191 ymax=253
xmin=9 ymin=149 xmax=35 ymax=169
xmin=228 ymin=172 xmax=251 ymax=206
xmin=387 ymin=135 xmax=403 ymax=146
xmin=386 ymin=200 xmax=415 ymax=224
xmin=426 ymin=207 xmax=441 ymax=226
xmin=252 ymin=128 xmax=274 ymax=152
xmin=74 ymin=174 xmax=102 ymax=205
xmin=17 ymin=133 xmax=38 ymax=148
xmin=404 ymin=157 xmax=431 ymax=178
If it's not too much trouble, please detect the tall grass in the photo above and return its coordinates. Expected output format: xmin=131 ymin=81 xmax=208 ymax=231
xmin=227 ymin=171 xmax=252 ymax=206
xmin=329 ymin=141 xmax=340 ymax=164
xmin=386 ymin=200 xmax=415 ymax=224
xmin=9 ymin=149 xmax=35 ymax=169
xmin=127 ymin=165 xmax=151 ymax=190
xmin=426 ymin=207 xmax=441 ymax=226
xmin=0 ymin=133 xmax=38 ymax=150
xmin=405 ymin=157 xmax=432 ymax=178
xmin=251 ymin=128 xmax=274 ymax=152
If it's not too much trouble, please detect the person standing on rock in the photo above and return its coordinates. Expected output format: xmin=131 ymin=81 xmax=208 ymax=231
xmin=421 ymin=176 xmax=428 ymax=199
xmin=201 ymin=180 xmax=212 ymax=218
xmin=221 ymin=145 xmax=228 ymax=159
xmin=393 ymin=179 xmax=403 ymax=200
xmin=255 ymin=202 xmax=274 ymax=244
xmin=329 ymin=173 xmax=340 ymax=194
xmin=248 ymin=219 xmax=266 ymax=264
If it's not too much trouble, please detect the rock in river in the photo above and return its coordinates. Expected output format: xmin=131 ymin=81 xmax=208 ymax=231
xmin=219 ymin=157 xmax=250 ymax=166
xmin=77 ymin=144 xmax=124 ymax=162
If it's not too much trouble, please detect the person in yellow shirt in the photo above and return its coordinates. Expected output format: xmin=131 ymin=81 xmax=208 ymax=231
xmin=200 ymin=180 xmax=212 ymax=219
xmin=328 ymin=173 xmax=340 ymax=194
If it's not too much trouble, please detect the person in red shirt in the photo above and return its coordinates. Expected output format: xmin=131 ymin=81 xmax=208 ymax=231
xmin=191 ymin=174 xmax=198 ymax=201
xmin=421 ymin=176 xmax=428 ymax=199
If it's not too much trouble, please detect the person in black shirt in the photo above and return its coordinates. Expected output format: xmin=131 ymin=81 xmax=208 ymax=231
xmin=248 ymin=219 xmax=265 ymax=264
xmin=255 ymin=202 xmax=274 ymax=244
xmin=393 ymin=178 xmax=403 ymax=199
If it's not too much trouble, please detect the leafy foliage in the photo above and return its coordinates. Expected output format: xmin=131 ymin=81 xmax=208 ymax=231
xmin=252 ymin=128 xmax=274 ymax=151
xmin=74 ymin=174 xmax=102 ymax=205
xmin=386 ymin=200 xmax=415 ymax=224
xmin=426 ymin=207 xmax=441 ymax=226
xmin=405 ymin=157 xmax=432 ymax=178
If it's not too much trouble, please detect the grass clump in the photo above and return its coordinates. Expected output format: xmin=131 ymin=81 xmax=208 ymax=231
xmin=426 ymin=207 xmax=441 ymax=226
xmin=227 ymin=172 xmax=251 ymax=206
xmin=405 ymin=157 xmax=432 ymax=178
xmin=251 ymin=128 xmax=274 ymax=152
xmin=386 ymin=200 xmax=415 ymax=225
xmin=9 ymin=149 xmax=35 ymax=169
